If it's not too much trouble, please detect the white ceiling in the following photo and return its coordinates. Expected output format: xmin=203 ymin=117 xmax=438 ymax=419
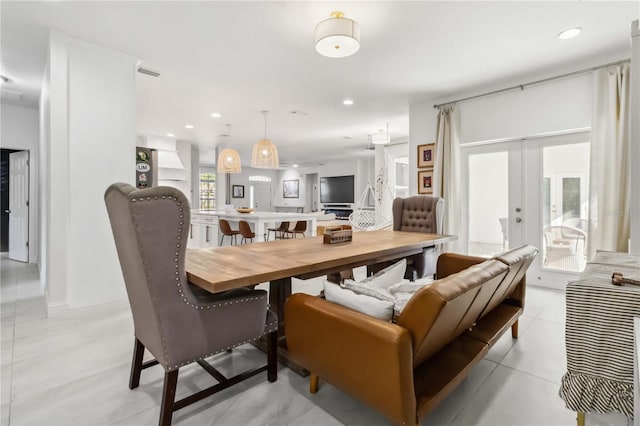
xmin=1 ymin=1 xmax=638 ymax=166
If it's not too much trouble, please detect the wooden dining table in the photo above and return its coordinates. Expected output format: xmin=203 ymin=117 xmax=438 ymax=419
xmin=186 ymin=229 xmax=454 ymax=373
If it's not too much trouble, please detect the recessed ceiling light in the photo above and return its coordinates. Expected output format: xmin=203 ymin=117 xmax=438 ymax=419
xmin=558 ymin=27 xmax=582 ymax=40
xmin=211 ymin=112 xmax=221 ymax=118
xmin=343 ymin=99 xmax=354 ymax=106
xmin=166 ymin=133 xmax=175 ymax=137
xmin=292 ymin=164 xmax=298 ymax=168
xmin=185 ymin=124 xmax=194 ymax=129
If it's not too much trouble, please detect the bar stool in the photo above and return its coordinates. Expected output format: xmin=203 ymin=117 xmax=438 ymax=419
xmin=284 ymin=221 xmax=307 ymax=238
xmin=219 ymin=219 xmax=240 ymax=245
xmin=267 ymin=221 xmax=289 ymax=241
xmin=239 ymin=220 xmax=256 ymax=244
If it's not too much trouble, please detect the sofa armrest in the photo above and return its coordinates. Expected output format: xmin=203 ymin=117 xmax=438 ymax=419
xmin=436 ymin=253 xmax=487 ymax=279
xmin=285 ymin=293 xmax=418 ymax=426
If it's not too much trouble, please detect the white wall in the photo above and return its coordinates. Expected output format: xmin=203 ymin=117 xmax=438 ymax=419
xmin=1 ymin=103 xmax=39 ymax=263
xmin=277 ymin=158 xmax=374 ymax=212
xmin=227 ymin=167 xmax=278 ymax=209
xmin=43 ymin=32 xmax=138 ymax=311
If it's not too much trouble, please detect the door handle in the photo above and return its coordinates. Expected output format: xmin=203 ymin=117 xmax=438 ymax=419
xmin=515 ymin=217 xmax=522 ymax=223
xmin=4 ymin=209 xmax=10 ymax=214
xmin=205 ymin=226 xmax=210 ymax=243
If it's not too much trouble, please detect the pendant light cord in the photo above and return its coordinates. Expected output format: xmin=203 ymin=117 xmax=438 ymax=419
xmin=262 ymin=111 xmax=268 ymax=139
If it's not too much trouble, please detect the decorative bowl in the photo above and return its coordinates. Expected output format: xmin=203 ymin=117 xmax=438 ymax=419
xmin=236 ymin=207 xmax=255 ymax=214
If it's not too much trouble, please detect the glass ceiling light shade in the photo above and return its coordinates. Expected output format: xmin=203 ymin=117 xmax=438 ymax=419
xmin=315 ymin=11 xmax=360 ymax=58
xmin=217 ymin=148 xmax=242 ymax=173
xmin=251 ymin=111 xmax=280 ymax=169
xmin=371 ymin=123 xmax=390 ymax=145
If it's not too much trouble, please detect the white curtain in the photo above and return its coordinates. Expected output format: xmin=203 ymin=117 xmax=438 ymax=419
xmin=434 ymin=104 xmax=464 ymax=252
xmin=587 ymin=63 xmax=631 ymax=258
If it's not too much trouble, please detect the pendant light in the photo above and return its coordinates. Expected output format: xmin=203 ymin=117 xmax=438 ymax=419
xmin=217 ymin=125 xmax=242 ymax=205
xmin=371 ymin=123 xmax=390 ymax=145
xmin=315 ymin=11 xmax=360 ymax=58
xmin=251 ymin=111 xmax=279 ymax=169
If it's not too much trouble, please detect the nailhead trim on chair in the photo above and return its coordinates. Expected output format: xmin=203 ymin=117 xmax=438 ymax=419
xmin=168 ymin=320 xmax=279 ymax=371
xmin=130 ymin=193 xmax=276 ymax=368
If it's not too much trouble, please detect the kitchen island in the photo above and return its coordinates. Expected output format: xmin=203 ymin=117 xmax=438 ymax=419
xmin=191 ymin=210 xmax=318 ymax=244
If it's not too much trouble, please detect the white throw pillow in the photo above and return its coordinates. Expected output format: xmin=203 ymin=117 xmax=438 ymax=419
xmin=360 ymin=259 xmax=407 ymax=290
xmin=323 ymin=280 xmax=394 ymax=321
xmin=342 ymin=280 xmax=395 ymax=302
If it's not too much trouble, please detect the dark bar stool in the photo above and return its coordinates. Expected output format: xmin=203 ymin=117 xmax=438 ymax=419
xmin=267 ymin=221 xmax=290 ymax=241
xmin=285 ymin=221 xmax=307 ymax=238
xmin=219 ymin=219 xmax=240 ymax=245
xmin=239 ymin=220 xmax=256 ymax=244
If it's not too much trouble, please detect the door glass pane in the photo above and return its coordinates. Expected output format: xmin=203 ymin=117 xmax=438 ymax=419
xmin=562 ymin=177 xmax=581 ymax=220
xmin=393 ymin=157 xmax=409 ymax=198
xmin=468 ymin=151 xmax=508 ymax=257
xmin=542 ymin=143 xmax=589 ymax=273
xmin=543 ymin=177 xmax=551 ymax=228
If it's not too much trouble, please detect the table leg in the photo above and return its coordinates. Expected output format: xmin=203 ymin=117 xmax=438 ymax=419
xmin=576 ymin=411 xmax=585 ymax=426
xmin=253 ymin=277 xmax=309 ymax=376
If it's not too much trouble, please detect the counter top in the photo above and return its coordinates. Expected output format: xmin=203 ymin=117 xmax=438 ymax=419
xmin=192 ymin=210 xmax=318 ymax=219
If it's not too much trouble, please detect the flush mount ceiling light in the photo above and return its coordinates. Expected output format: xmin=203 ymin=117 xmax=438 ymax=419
xmin=315 ymin=11 xmax=360 ymax=58
xmin=217 ymin=148 xmax=242 ymax=174
xmin=558 ymin=27 xmax=582 ymax=39
xmin=343 ymin=98 xmax=354 ymax=106
xmin=251 ymin=111 xmax=279 ymax=169
xmin=371 ymin=123 xmax=390 ymax=145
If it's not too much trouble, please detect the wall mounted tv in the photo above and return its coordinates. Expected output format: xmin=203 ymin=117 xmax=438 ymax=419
xmin=320 ymin=175 xmax=355 ymax=204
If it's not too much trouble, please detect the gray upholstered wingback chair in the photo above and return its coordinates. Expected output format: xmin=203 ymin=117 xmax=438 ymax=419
xmin=104 ymin=183 xmax=277 ymax=426
xmin=392 ymin=195 xmax=444 ymax=280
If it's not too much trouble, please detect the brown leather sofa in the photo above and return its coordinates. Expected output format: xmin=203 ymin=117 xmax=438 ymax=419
xmin=286 ymin=245 xmax=538 ymax=425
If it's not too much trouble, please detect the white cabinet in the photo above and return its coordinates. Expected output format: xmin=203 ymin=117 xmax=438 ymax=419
xmin=188 ymin=213 xmax=218 ymax=248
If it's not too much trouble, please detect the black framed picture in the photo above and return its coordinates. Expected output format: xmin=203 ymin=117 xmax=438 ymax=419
xmin=232 ymin=185 xmax=244 ymax=198
xmin=283 ymin=179 xmax=299 ymax=198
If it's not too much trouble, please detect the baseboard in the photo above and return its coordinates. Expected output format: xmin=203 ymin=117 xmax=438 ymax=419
xmin=47 ymin=301 xmax=69 ymax=317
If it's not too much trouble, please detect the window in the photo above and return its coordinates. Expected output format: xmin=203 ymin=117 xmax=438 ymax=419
xmin=199 ymin=169 xmax=216 ymax=210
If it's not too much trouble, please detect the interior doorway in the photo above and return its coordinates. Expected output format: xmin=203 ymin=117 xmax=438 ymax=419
xmin=252 ymin=183 xmax=272 ymax=211
xmin=1 ymin=149 xmax=30 ymax=262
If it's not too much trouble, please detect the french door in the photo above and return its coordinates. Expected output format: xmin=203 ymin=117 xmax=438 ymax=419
xmin=462 ymin=131 xmax=590 ymax=290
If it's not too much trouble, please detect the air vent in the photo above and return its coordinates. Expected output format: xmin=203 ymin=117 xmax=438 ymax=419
xmin=137 ymin=67 xmax=160 ymax=77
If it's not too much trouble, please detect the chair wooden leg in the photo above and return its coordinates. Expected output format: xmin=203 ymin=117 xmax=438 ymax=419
xmin=159 ymin=370 xmax=178 ymax=426
xmin=220 ymin=235 xmax=224 ymax=246
xmin=310 ymin=373 xmax=319 ymax=393
xmin=129 ymin=338 xmax=145 ymax=389
xmin=577 ymin=411 xmax=585 ymax=426
xmin=511 ymin=320 xmax=519 ymax=338
xmin=267 ymin=331 xmax=278 ymax=383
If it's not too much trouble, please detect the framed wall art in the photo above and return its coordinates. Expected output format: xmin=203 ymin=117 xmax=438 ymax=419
xmin=417 ymin=143 xmax=435 ymax=168
xmin=283 ymin=179 xmax=299 ymax=198
xmin=418 ymin=169 xmax=434 ymax=195
xmin=232 ymin=185 xmax=245 ymax=198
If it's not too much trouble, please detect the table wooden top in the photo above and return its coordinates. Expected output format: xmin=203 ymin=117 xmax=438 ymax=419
xmin=186 ymin=230 xmax=453 ymax=293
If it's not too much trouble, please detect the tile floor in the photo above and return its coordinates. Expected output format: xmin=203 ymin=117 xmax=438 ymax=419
xmin=0 ymin=256 xmax=633 ymax=426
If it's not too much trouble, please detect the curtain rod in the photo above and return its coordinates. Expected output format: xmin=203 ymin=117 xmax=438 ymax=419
xmin=433 ymin=58 xmax=630 ymax=109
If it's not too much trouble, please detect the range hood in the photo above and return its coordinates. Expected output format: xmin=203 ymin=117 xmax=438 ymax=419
xmin=157 ymin=149 xmax=185 ymax=170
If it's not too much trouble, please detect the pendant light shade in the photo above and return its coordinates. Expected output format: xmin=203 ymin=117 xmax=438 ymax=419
xmin=217 ymin=148 xmax=242 ymax=173
xmin=251 ymin=111 xmax=279 ymax=169
xmin=315 ymin=11 xmax=360 ymax=58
